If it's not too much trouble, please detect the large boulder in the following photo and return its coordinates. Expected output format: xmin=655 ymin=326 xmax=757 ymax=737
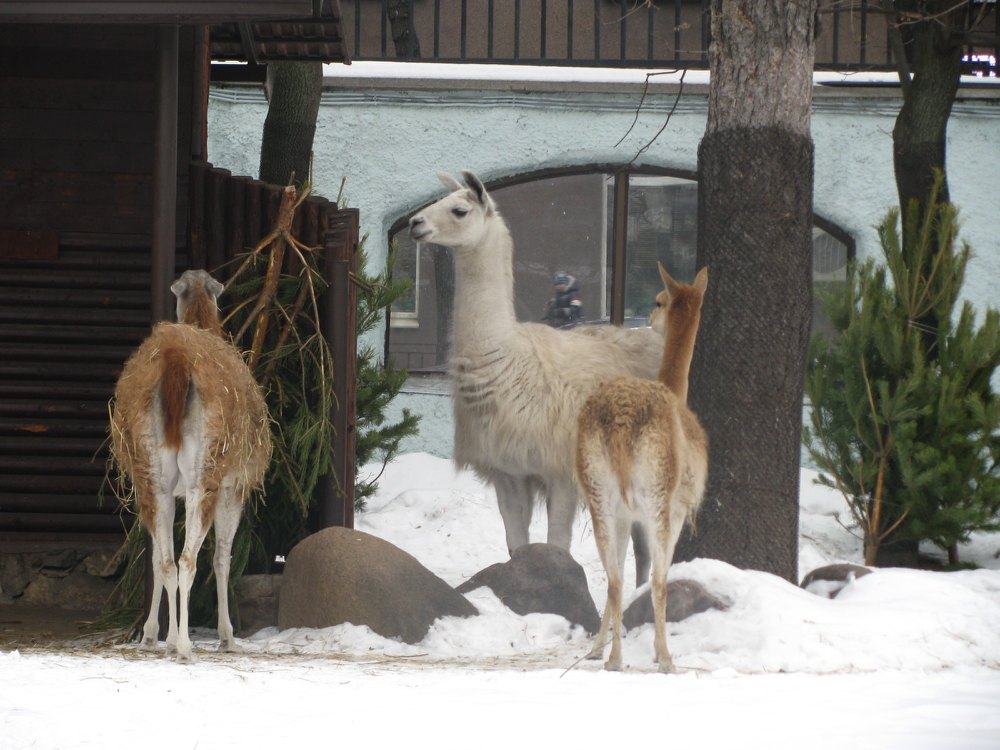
xmin=800 ymin=563 xmax=872 ymax=599
xmin=622 ymin=579 xmax=728 ymax=630
xmin=277 ymin=527 xmax=477 ymax=644
xmin=456 ymin=543 xmax=600 ymax=634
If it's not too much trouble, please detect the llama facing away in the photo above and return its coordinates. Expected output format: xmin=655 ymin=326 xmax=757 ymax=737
xmin=408 ymin=171 xmax=663 ymax=581
xmin=576 ymin=263 xmax=708 ymax=672
xmin=110 ymin=270 xmax=271 ymax=662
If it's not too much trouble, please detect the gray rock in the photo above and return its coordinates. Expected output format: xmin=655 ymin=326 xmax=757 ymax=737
xmin=278 ymin=527 xmax=477 ymax=644
xmin=237 ymin=574 xmax=282 ymax=635
xmin=20 ymin=566 xmax=118 ymax=610
xmin=456 ymin=543 xmax=600 ymax=634
xmin=622 ymin=578 xmax=728 ymax=630
xmin=800 ymin=563 xmax=872 ymax=599
xmin=0 ymin=555 xmax=31 ymax=601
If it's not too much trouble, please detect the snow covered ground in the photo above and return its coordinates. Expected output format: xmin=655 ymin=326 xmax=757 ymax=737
xmin=2 ymin=452 xmax=999 ymax=750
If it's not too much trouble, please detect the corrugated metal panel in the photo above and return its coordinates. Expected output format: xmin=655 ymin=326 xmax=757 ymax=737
xmin=0 ymin=242 xmax=151 ymax=540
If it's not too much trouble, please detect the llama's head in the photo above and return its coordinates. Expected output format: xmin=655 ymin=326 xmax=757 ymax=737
xmin=409 ymin=171 xmax=497 ymax=249
xmin=170 ymin=269 xmax=224 ymax=332
xmin=650 ymin=263 xmax=708 ymax=335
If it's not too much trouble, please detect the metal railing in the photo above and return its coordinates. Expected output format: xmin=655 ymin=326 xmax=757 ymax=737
xmin=342 ymin=0 xmax=998 ymax=75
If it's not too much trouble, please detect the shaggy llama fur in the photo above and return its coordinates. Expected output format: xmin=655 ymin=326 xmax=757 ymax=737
xmin=110 ymin=270 xmax=271 ymax=661
xmin=576 ymin=263 xmax=708 ymax=672
xmin=409 ymin=172 xmax=663 ymax=579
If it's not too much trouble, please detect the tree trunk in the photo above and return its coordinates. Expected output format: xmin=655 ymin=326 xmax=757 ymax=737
xmin=676 ymin=0 xmax=816 ymax=582
xmin=387 ymin=0 xmax=421 ymax=58
xmin=892 ymin=2 xmax=963 ymax=221
xmin=259 ymin=61 xmax=324 ymax=187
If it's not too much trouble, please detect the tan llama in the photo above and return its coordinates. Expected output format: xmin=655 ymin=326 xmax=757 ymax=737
xmin=576 ymin=263 xmax=708 ymax=673
xmin=110 ymin=270 xmax=271 ymax=662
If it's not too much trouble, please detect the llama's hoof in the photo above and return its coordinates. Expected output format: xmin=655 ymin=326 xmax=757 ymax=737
xmin=139 ymin=636 xmax=158 ymax=650
xmin=218 ymin=639 xmax=244 ymax=654
xmin=604 ymin=658 xmax=623 ymax=672
xmin=175 ymin=648 xmax=196 ymax=664
xmin=584 ymin=648 xmax=604 ymax=661
xmin=657 ymin=658 xmax=676 ymax=674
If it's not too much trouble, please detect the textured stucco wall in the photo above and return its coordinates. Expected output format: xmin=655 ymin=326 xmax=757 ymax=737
xmin=207 ymin=78 xmax=999 ymax=459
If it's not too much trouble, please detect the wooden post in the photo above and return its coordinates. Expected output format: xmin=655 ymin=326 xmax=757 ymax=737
xmin=319 ymin=208 xmax=359 ymax=529
xmin=147 ymin=25 xmax=179 ymax=640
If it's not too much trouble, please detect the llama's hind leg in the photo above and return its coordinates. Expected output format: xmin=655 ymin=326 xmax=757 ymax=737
xmin=141 ymin=484 xmax=178 ymax=651
xmin=175 ymin=487 xmax=213 ymax=663
xmin=212 ymin=484 xmax=244 ymax=653
xmin=650 ymin=512 xmax=682 ymax=674
xmin=494 ymin=473 xmax=533 ymax=554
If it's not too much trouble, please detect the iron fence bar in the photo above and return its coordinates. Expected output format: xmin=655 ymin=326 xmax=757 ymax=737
xmin=434 ymin=0 xmax=441 ymax=57
xmin=380 ymin=0 xmax=387 ymax=57
xmin=860 ymin=0 xmax=868 ymax=67
xmin=461 ymin=0 xmax=467 ymax=59
xmin=567 ymin=0 xmax=573 ymax=61
xmin=514 ymin=0 xmax=521 ymax=60
xmin=832 ymin=1 xmax=840 ymax=67
xmin=488 ymin=0 xmax=494 ymax=58
xmin=647 ymin=1 xmax=654 ymax=61
xmin=409 ymin=0 xmax=417 ymax=58
xmin=541 ymin=0 xmax=547 ymax=59
xmin=675 ymin=0 xmax=682 ymax=63
xmin=354 ymin=0 xmax=362 ymax=58
xmin=619 ymin=0 xmax=626 ymax=61
xmin=593 ymin=0 xmax=600 ymax=60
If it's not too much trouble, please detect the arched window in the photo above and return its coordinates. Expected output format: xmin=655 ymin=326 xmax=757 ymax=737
xmin=386 ymin=168 xmax=853 ymax=372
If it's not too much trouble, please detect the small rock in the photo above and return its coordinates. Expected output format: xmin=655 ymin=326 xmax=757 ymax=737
xmin=800 ymin=563 xmax=872 ymax=599
xmin=622 ymin=578 xmax=728 ymax=630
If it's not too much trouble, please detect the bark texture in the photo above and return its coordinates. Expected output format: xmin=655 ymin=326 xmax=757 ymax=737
xmin=676 ymin=0 xmax=816 ymax=581
xmin=259 ymin=61 xmax=324 ymax=187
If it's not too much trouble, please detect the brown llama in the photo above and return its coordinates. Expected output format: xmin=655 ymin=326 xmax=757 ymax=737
xmin=110 ymin=270 xmax=271 ymax=662
xmin=576 ymin=263 xmax=708 ymax=672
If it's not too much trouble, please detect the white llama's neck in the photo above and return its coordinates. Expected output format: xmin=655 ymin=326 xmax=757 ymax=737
xmin=658 ymin=312 xmax=700 ymax=404
xmin=451 ymin=217 xmax=518 ymax=354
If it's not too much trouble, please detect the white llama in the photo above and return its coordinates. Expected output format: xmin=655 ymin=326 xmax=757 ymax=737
xmin=576 ymin=262 xmax=708 ymax=672
xmin=110 ymin=270 xmax=271 ymax=662
xmin=409 ymin=171 xmax=663 ymax=579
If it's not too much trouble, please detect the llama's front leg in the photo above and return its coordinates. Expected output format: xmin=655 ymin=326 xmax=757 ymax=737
xmin=176 ymin=488 xmax=213 ymax=663
xmin=545 ymin=478 xmax=577 ymax=551
xmin=213 ymin=485 xmax=244 ymax=653
xmin=494 ymin=473 xmax=533 ymax=554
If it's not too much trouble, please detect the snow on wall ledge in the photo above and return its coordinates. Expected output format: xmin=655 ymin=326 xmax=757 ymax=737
xmin=207 ymin=64 xmax=1000 ymax=459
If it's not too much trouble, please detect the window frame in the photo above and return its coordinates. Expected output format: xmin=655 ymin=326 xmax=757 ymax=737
xmin=386 ymin=165 xmax=855 ymax=371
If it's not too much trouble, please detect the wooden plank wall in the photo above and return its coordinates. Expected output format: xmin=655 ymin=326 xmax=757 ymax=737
xmin=0 ymin=24 xmax=194 ymax=239
xmin=0 ymin=24 xmax=197 ymax=543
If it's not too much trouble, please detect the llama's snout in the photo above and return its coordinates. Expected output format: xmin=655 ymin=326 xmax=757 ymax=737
xmin=409 ymin=214 xmax=431 ymax=241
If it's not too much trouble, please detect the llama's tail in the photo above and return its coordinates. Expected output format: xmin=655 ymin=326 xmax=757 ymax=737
xmin=607 ymin=426 xmax=635 ymax=511
xmin=160 ymin=345 xmax=191 ymax=450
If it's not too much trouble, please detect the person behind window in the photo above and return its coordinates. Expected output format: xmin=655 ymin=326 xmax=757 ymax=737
xmin=543 ymin=271 xmax=583 ymax=327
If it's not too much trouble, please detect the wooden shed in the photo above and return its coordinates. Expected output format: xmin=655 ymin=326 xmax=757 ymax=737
xmin=0 ymin=2 xmax=355 ymax=562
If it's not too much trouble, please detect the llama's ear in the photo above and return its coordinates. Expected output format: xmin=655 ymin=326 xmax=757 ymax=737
xmin=206 ymin=276 xmax=225 ymax=300
xmin=461 ymin=171 xmax=493 ymax=210
xmin=658 ymin=261 xmax=681 ymax=295
xmin=170 ymin=276 xmax=189 ymax=300
xmin=693 ymin=266 xmax=709 ymax=296
xmin=437 ymin=172 xmax=463 ymax=192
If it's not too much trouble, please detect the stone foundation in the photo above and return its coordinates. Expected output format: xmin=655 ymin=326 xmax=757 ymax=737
xmin=0 ymin=545 xmax=124 ymax=611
